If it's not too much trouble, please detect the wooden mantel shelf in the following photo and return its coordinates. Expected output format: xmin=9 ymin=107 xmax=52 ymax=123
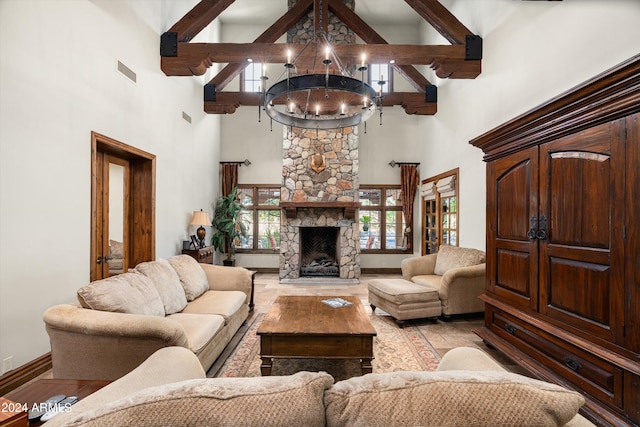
xmin=279 ymin=201 xmax=360 ymax=219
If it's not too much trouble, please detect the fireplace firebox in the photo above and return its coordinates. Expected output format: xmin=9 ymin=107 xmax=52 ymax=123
xmin=299 ymin=227 xmax=340 ymax=277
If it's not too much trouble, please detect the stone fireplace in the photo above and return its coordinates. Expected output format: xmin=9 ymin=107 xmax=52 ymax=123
xmin=279 ymin=128 xmax=361 ymax=282
xmin=278 ymin=0 xmax=361 ymax=282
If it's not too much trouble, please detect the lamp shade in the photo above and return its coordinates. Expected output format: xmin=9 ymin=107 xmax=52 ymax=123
xmin=189 ymin=210 xmax=211 ymax=226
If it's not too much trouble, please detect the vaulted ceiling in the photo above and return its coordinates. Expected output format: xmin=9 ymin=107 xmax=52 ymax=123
xmin=160 ymin=0 xmax=485 ymax=116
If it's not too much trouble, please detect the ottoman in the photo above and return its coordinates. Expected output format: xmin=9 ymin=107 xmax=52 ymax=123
xmin=368 ymin=278 xmax=442 ymax=327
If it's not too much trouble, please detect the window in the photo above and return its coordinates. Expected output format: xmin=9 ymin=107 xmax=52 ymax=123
xmin=369 ymin=63 xmax=392 ymax=93
xmin=359 ymin=185 xmax=410 ymax=252
xmin=236 ymin=185 xmax=280 ymax=252
xmin=421 ymin=168 xmax=459 ymax=254
xmin=242 ymin=62 xmax=264 ymax=92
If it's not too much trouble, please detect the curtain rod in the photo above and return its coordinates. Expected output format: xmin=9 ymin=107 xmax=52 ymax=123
xmin=220 ymin=159 xmax=251 ymax=166
xmin=388 ymin=161 xmax=420 ymax=167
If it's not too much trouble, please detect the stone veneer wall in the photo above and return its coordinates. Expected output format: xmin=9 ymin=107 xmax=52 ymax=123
xmin=279 ymin=127 xmax=361 ymax=280
xmin=287 ymin=0 xmax=355 ymax=45
xmin=280 ymin=0 xmax=361 ymax=281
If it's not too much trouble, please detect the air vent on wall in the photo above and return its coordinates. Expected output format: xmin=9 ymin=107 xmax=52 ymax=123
xmin=182 ymin=111 xmax=192 ymax=124
xmin=117 ymin=60 xmax=137 ymax=83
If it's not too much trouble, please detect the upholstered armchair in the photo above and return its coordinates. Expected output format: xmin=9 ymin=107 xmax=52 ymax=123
xmin=401 ymin=245 xmax=486 ymax=317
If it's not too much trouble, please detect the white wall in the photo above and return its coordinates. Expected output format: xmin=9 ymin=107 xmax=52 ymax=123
xmin=0 ymin=0 xmax=220 ymax=372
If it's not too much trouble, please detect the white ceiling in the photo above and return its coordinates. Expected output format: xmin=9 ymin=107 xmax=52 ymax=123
xmin=218 ymin=0 xmax=423 ymax=26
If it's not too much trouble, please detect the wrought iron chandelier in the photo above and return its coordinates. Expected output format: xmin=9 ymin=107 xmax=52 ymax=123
xmin=259 ymin=31 xmax=384 ymax=131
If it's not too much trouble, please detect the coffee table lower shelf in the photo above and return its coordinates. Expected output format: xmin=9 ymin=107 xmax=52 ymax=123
xmin=259 ymin=334 xmax=374 ymax=376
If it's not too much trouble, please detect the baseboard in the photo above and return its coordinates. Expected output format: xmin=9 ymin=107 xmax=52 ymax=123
xmin=361 ymin=268 xmax=401 ymax=274
xmin=243 ymin=267 xmax=279 ymax=273
xmin=0 ymin=353 xmax=52 ymax=396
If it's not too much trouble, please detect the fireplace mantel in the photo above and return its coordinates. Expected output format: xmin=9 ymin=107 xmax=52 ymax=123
xmin=279 ymin=201 xmax=360 ymax=220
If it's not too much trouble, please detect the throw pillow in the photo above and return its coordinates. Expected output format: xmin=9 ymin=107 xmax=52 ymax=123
xmin=109 ymin=240 xmax=124 ymax=259
xmin=60 ymin=372 xmax=334 ymax=427
xmin=77 ymin=272 xmax=165 ymax=316
xmin=434 ymin=245 xmax=486 ymax=276
xmin=135 ymin=259 xmax=188 ymax=314
xmin=324 ymin=371 xmax=584 ymax=427
xmin=167 ymin=255 xmax=209 ymax=301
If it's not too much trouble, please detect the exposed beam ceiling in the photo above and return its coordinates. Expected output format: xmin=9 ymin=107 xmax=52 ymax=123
xmin=160 ymin=0 xmax=483 ymax=116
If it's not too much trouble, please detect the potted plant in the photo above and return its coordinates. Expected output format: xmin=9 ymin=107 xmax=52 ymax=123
xmin=211 ymin=187 xmax=248 ymax=266
xmin=360 ymin=215 xmax=371 ymax=231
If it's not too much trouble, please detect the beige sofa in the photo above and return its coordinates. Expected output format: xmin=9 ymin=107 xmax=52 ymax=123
xmin=44 ymin=255 xmax=252 ymax=381
xmin=44 ymin=346 xmax=594 ymax=427
xmin=400 ymin=244 xmax=486 ymax=317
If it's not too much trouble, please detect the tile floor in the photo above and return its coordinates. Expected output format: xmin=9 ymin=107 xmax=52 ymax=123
xmin=251 ymin=272 xmax=527 ymax=374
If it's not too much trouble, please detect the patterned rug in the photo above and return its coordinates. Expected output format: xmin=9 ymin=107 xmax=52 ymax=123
xmin=213 ymin=313 xmax=441 ymax=380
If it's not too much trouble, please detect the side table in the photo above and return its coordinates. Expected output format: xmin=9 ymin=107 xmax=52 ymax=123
xmin=3 ymin=379 xmax=109 ymax=427
xmin=181 ymin=246 xmax=213 ymax=264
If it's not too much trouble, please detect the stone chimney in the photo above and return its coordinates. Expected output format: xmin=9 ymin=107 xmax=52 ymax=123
xmin=279 ymin=0 xmax=361 ymax=282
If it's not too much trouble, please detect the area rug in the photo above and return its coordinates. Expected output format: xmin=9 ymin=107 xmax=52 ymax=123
xmin=212 ymin=313 xmax=441 ymax=380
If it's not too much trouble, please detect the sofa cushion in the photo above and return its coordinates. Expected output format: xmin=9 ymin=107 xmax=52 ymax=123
xmin=166 ymin=313 xmax=225 ymax=353
xmin=135 ymin=259 xmax=188 ymax=315
xmin=109 ymin=240 xmax=124 ymax=259
xmin=410 ymin=274 xmax=441 ymax=289
xmin=434 ymin=245 xmax=486 ymax=276
xmin=77 ymin=272 xmax=164 ymax=317
xmin=167 ymin=255 xmax=209 ymax=301
xmin=324 ymin=370 xmax=584 ymax=427
xmin=60 ymin=371 xmax=334 ymax=427
xmin=181 ymin=290 xmax=246 ymax=321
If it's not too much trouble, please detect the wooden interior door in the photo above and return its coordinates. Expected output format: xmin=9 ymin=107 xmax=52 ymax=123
xmin=486 ymin=146 xmax=539 ymax=310
xmin=91 ymin=132 xmax=155 ymax=281
xmin=538 ymin=119 xmax=626 ymax=343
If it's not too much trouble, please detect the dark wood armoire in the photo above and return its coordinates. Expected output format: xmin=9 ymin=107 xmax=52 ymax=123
xmin=470 ymin=54 xmax=640 ymax=427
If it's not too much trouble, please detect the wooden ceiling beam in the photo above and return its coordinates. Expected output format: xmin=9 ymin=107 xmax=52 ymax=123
xmin=431 ymin=59 xmax=481 ymax=79
xmin=204 ymin=91 xmax=436 ymax=116
xmin=205 ymin=0 xmax=314 ymax=91
xmin=161 ymin=42 xmax=468 ymax=76
xmin=403 ymin=0 xmax=473 ymax=44
xmin=167 ymin=0 xmax=235 ymax=42
xmin=327 ymin=0 xmax=431 ymax=91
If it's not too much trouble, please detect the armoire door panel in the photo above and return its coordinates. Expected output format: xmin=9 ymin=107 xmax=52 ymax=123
xmin=487 ymin=146 xmax=538 ymax=309
xmin=548 ymin=152 xmax=610 ymax=248
xmin=538 ymin=121 xmax=626 ymax=344
xmin=496 ymin=162 xmax=532 ymax=241
xmin=495 ymin=247 xmax=532 ymax=305
xmin=547 ymin=257 xmax=611 ymax=329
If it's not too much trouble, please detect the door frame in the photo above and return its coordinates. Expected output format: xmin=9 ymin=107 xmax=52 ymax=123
xmin=90 ymin=131 xmax=156 ymax=281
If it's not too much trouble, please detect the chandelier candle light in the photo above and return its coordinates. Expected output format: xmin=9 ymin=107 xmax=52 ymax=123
xmin=261 ymin=31 xmax=382 ymax=131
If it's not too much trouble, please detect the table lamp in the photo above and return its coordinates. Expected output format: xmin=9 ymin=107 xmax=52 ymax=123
xmin=189 ymin=209 xmax=212 ymax=248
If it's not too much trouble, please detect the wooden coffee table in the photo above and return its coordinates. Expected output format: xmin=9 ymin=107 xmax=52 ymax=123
xmin=257 ymin=296 xmax=377 ymax=376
